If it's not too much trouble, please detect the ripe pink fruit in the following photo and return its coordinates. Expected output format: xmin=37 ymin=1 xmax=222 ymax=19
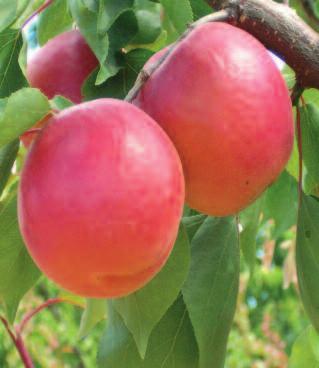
xmin=18 ymin=99 xmax=185 ymax=298
xmin=27 ymin=30 xmax=98 ymax=103
xmin=134 ymin=22 xmax=294 ymax=216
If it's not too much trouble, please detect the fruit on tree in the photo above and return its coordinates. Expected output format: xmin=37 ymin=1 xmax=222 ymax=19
xmin=134 ymin=22 xmax=294 ymax=216
xmin=27 ymin=30 xmax=98 ymax=103
xmin=18 ymin=99 xmax=185 ymax=298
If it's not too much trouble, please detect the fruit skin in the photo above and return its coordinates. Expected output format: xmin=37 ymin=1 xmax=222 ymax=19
xmin=134 ymin=22 xmax=294 ymax=216
xmin=18 ymin=99 xmax=185 ymax=298
xmin=27 ymin=30 xmax=98 ymax=103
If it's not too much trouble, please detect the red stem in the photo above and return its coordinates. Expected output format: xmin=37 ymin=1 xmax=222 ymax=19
xmin=22 ymin=0 xmax=54 ymax=29
xmin=15 ymin=335 xmax=34 ymax=368
xmin=1 ymin=316 xmax=34 ymax=368
xmin=16 ymin=298 xmax=72 ymax=335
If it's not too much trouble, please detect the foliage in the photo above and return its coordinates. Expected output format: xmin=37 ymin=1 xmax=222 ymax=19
xmin=1 ymin=0 xmax=319 ymax=367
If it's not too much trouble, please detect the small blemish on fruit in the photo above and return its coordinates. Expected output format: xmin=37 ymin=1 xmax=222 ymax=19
xmin=305 ymin=230 xmax=311 ymax=239
xmin=245 ymin=181 xmax=249 ymax=185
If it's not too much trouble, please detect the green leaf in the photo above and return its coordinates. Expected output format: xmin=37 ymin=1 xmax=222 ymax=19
xmin=0 ymin=1 xmax=18 ymax=33
xmin=131 ymin=0 xmax=162 ymax=45
xmin=189 ymin=0 xmax=211 ymax=20
xmin=296 ymin=193 xmax=319 ymax=332
xmin=0 ymin=140 xmax=19 ymax=197
xmin=182 ymin=214 xmax=206 ymax=241
xmin=182 ymin=217 xmax=240 ymax=368
xmin=0 ymin=88 xmax=50 ymax=149
xmin=289 ymin=326 xmax=319 ymax=367
xmin=263 ymin=171 xmax=298 ymax=239
xmin=83 ymin=48 xmax=153 ymax=100
xmin=78 ymin=299 xmax=106 ymax=339
xmin=160 ymin=0 xmax=193 ymax=34
xmin=68 ymin=0 xmax=110 ymax=84
xmin=240 ymin=197 xmax=263 ymax=274
xmin=98 ymin=297 xmax=198 ymax=368
xmin=113 ymin=224 xmax=190 ymax=358
xmin=37 ymin=0 xmax=73 ymax=46
xmin=0 ymin=28 xmax=27 ymax=98
xmin=98 ymin=0 xmax=134 ymax=35
xmin=299 ymin=104 xmax=319 ymax=194
xmin=50 ymin=95 xmax=74 ymax=110
xmin=0 ymin=193 xmax=40 ymax=323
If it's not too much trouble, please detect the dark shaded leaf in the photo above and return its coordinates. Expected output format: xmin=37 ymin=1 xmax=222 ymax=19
xmin=83 ymin=48 xmax=153 ymax=100
xmin=0 ymin=139 xmax=19 ymax=197
xmin=131 ymin=0 xmax=162 ymax=45
xmin=0 ymin=193 xmax=40 ymax=323
xmin=0 ymin=28 xmax=26 ymax=98
xmin=182 ymin=217 xmax=240 ymax=368
xmin=263 ymin=170 xmax=298 ymax=238
xmin=296 ymin=193 xmax=319 ymax=332
xmin=98 ymin=297 xmax=198 ymax=368
xmin=113 ymin=224 xmax=190 ymax=358
xmin=299 ymin=104 xmax=319 ymax=194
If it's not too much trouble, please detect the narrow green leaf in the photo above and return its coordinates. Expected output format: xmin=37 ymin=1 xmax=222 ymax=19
xmin=98 ymin=297 xmax=198 ymax=368
xmin=160 ymin=0 xmax=193 ymax=34
xmin=98 ymin=0 xmax=134 ymax=35
xmin=182 ymin=217 xmax=240 ymax=368
xmin=37 ymin=0 xmax=73 ymax=45
xmin=289 ymin=326 xmax=319 ymax=367
xmin=68 ymin=0 xmax=110 ymax=83
xmin=113 ymin=224 xmax=190 ymax=358
xmin=0 ymin=1 xmax=18 ymax=33
xmin=299 ymin=104 xmax=319 ymax=194
xmin=263 ymin=170 xmax=298 ymax=238
xmin=240 ymin=197 xmax=263 ymax=274
xmin=131 ymin=0 xmax=162 ymax=45
xmin=182 ymin=214 xmax=207 ymax=241
xmin=296 ymin=193 xmax=319 ymax=332
xmin=0 ymin=28 xmax=27 ymax=98
xmin=78 ymin=299 xmax=106 ymax=339
xmin=0 ymin=88 xmax=50 ymax=149
xmin=189 ymin=0 xmax=211 ymax=20
xmin=0 ymin=193 xmax=40 ymax=323
xmin=0 ymin=139 xmax=19 ymax=197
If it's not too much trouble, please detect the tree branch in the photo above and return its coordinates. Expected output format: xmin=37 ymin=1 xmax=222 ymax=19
xmin=207 ymin=0 xmax=319 ymax=89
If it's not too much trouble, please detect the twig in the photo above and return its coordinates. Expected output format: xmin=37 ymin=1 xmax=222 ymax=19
xmin=16 ymin=298 xmax=83 ymax=335
xmin=125 ymin=9 xmax=232 ymax=102
xmin=207 ymin=0 xmax=319 ymax=89
xmin=22 ymin=0 xmax=54 ymax=29
xmin=1 ymin=316 xmax=34 ymax=368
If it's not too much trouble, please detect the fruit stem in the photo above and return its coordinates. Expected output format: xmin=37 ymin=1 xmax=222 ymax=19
xmin=1 ymin=316 xmax=34 ymax=368
xmin=125 ymin=9 xmax=232 ymax=102
xmin=16 ymin=297 xmax=83 ymax=335
xmin=22 ymin=0 xmax=54 ymax=29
